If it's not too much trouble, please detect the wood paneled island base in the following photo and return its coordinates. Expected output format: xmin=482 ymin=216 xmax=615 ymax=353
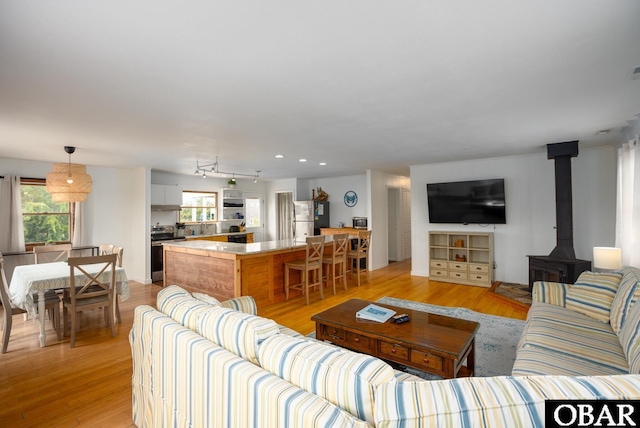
xmin=163 ymin=240 xmax=314 ymax=309
xmin=312 ymin=299 xmax=479 ymax=379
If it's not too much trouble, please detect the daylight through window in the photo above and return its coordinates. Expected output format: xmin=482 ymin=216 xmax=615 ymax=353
xmin=21 ymin=178 xmax=73 ymax=246
xmin=180 ymin=191 xmax=217 ymax=222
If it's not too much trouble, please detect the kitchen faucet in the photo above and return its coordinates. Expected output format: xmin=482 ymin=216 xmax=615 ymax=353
xmin=200 ymin=221 xmax=205 ymax=235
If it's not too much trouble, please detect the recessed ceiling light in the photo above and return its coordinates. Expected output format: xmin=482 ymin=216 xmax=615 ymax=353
xmin=299 ymin=159 xmax=307 ymax=162
xmin=275 ymin=154 xmax=284 ymax=159
xmin=319 ymin=162 xmax=327 ymax=166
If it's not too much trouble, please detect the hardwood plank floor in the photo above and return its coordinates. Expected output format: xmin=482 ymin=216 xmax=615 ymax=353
xmin=0 ymin=259 xmax=528 ymax=427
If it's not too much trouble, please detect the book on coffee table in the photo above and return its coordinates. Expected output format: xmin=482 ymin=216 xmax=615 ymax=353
xmin=356 ymin=304 xmax=396 ymax=323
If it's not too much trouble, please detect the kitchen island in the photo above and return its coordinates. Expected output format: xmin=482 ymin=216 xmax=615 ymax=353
xmin=162 ymin=239 xmax=311 ymax=308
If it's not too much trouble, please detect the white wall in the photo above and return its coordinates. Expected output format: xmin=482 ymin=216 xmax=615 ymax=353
xmin=305 ymin=174 xmax=369 ymax=228
xmin=410 ymin=145 xmax=617 ymax=284
xmin=0 ymin=157 xmax=148 ymax=283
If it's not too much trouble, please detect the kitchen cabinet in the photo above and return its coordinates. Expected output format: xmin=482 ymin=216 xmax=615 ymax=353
xmin=151 ymin=184 xmax=183 ymax=205
xmin=429 ymin=231 xmax=493 ymax=287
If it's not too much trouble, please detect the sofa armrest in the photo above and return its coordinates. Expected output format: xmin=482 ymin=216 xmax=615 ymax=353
xmin=219 ymin=296 xmax=257 ymax=315
xmin=531 ymin=281 xmax=569 ymax=307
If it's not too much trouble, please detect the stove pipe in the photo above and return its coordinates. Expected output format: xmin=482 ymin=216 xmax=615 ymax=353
xmin=547 ymin=141 xmax=579 ymax=260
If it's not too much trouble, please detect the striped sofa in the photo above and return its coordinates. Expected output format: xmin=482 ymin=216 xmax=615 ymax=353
xmin=513 ymin=266 xmax=640 ymax=377
xmin=130 ymin=285 xmax=640 ymax=427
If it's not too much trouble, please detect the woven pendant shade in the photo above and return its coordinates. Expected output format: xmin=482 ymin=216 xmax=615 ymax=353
xmin=46 ymin=162 xmax=92 ymax=202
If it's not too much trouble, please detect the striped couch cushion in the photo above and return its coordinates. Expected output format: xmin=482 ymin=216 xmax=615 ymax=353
xmin=566 ymin=271 xmax=622 ymax=323
xmin=515 ymin=303 xmax=628 ymax=375
xmin=191 ymin=292 xmax=221 ymax=306
xmin=619 ymin=294 xmax=640 ymax=374
xmin=219 ymin=295 xmax=258 ymax=314
xmin=192 ymin=293 xmax=259 ymax=315
xmin=611 ymin=267 xmax=640 ymax=334
xmin=156 ymin=285 xmax=213 ymax=330
xmin=146 ymin=309 xmax=369 ymax=428
xmin=258 ymin=334 xmax=395 ymax=424
xmin=374 ymin=375 xmax=640 ymax=427
xmin=531 ymin=281 xmax=568 ymax=306
xmin=197 ymin=306 xmax=279 ymax=364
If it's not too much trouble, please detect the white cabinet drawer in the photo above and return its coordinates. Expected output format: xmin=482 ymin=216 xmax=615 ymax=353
xmin=449 ymin=262 xmax=467 ymax=271
xmin=449 ymin=271 xmax=468 ymax=280
xmin=469 ymin=273 xmax=489 ymax=282
xmin=430 ymin=269 xmax=448 ymax=278
xmin=430 ymin=260 xmax=447 ymax=269
xmin=469 ymin=264 xmax=489 ymax=274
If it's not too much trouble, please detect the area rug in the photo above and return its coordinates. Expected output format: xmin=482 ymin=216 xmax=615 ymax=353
xmin=376 ymin=297 xmax=525 ymax=378
xmin=488 ymin=281 xmax=532 ymax=308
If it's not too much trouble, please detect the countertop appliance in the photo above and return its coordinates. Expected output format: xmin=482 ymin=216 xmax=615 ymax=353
xmin=229 ymin=225 xmax=240 ymax=233
xmin=352 ymin=216 xmax=368 ymax=230
xmin=151 ymin=224 xmax=186 ymax=282
xmin=293 ymin=201 xmax=330 ymax=242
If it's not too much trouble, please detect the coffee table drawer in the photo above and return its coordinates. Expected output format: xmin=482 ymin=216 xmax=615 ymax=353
xmin=321 ymin=325 xmax=346 ymax=342
xmin=346 ymin=332 xmax=372 ymax=353
xmin=410 ymin=350 xmax=444 ymax=372
xmin=379 ymin=341 xmax=409 ymax=361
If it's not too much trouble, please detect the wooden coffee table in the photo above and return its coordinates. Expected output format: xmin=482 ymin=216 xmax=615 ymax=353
xmin=311 ymin=299 xmax=479 ymax=379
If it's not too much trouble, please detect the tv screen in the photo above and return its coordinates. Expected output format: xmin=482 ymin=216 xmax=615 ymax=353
xmin=427 ymin=178 xmax=506 ymax=224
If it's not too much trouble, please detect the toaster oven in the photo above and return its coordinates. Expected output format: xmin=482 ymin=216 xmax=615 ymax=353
xmin=352 ymin=217 xmax=368 ymax=229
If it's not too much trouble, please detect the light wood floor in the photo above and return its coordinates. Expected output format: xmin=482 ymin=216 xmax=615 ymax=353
xmin=0 ymin=259 xmax=528 ymax=427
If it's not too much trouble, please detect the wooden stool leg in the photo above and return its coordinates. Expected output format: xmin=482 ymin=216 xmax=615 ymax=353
xmin=285 ymin=266 xmax=290 ymax=300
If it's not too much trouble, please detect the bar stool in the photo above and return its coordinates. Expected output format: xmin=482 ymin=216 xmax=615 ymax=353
xmin=347 ymin=230 xmax=371 ymax=287
xmin=322 ymin=233 xmax=349 ymax=294
xmin=284 ymin=236 xmax=325 ymax=305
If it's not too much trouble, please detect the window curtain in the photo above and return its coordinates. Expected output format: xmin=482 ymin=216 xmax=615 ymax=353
xmin=277 ymin=192 xmax=293 ymax=240
xmin=72 ymin=202 xmax=85 ymax=247
xmin=615 ymin=140 xmax=640 ymax=267
xmin=0 ymin=175 xmax=26 ymax=252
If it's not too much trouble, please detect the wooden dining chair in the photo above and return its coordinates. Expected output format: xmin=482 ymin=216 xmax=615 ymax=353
xmin=111 ymin=246 xmax=124 ymax=322
xmin=1 ymin=252 xmax=61 ymax=353
xmin=284 ymin=236 xmax=325 ymax=305
xmin=34 ymin=244 xmax=72 ymax=264
xmin=99 ymin=244 xmax=114 ymax=256
xmin=346 ymin=230 xmax=372 ymax=287
xmin=63 ymin=254 xmax=117 ymax=348
xmin=322 ymin=233 xmax=349 ymax=294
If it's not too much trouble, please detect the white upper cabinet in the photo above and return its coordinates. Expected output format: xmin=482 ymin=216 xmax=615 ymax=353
xmin=151 ymin=184 xmax=183 ymax=205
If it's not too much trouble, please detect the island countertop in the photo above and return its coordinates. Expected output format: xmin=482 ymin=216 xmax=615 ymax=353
xmin=164 ymin=239 xmax=306 ymax=255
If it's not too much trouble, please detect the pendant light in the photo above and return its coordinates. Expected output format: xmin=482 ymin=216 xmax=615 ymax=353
xmin=46 ymin=146 xmax=92 ymax=202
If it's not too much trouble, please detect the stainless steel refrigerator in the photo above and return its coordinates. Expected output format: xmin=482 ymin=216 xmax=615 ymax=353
xmin=293 ymin=201 xmax=330 ymax=242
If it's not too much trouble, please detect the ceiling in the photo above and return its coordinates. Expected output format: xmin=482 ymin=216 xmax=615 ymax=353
xmin=1 ymin=1 xmax=639 ymax=180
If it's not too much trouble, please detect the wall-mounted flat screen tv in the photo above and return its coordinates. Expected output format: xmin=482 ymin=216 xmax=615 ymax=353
xmin=427 ymin=178 xmax=506 ymax=224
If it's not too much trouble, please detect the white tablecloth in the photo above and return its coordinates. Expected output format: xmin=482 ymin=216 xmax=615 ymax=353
xmin=9 ymin=261 xmax=130 ymax=318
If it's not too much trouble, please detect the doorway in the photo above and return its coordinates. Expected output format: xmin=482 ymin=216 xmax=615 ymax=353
xmin=276 ymin=191 xmax=294 ymax=240
xmin=387 ymin=187 xmax=411 ymax=262
xmin=243 ymin=192 xmax=264 ymax=242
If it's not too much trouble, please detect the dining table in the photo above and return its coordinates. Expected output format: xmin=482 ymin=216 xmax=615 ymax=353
xmin=9 ymin=261 xmax=130 ymax=347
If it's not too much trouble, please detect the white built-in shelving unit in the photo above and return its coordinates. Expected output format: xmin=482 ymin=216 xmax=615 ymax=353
xmin=428 ymin=231 xmax=494 ymax=287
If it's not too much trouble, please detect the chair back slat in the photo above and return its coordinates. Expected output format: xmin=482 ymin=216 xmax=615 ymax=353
xmin=68 ymin=254 xmax=117 ymax=303
xmin=306 ymin=236 xmax=325 ymax=265
xmin=332 ymin=233 xmax=350 ymax=259
xmin=34 ymin=244 xmax=72 ymax=264
xmin=99 ymin=244 xmax=114 ymax=255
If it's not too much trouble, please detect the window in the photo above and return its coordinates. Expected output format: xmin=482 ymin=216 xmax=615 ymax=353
xmin=180 ymin=191 xmax=217 ymax=222
xmin=21 ymin=178 xmax=73 ymax=247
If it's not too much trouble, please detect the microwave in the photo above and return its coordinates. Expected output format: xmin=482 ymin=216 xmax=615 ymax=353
xmin=352 ymin=217 xmax=368 ymax=229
